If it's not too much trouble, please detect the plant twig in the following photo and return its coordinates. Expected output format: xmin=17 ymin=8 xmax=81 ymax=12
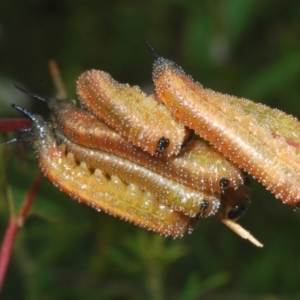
xmin=49 ymin=59 xmax=67 ymax=99
xmin=0 ymin=171 xmax=43 ymax=292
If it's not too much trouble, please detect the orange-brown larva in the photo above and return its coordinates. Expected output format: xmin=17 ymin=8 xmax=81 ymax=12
xmin=5 ymin=47 xmax=270 ymax=244
xmin=6 ymin=92 xmax=251 ymax=240
xmin=10 ymin=107 xmax=194 ymax=237
xmin=76 ymin=70 xmax=187 ymax=156
xmin=57 ymin=130 xmax=221 ymax=218
xmin=152 ymin=55 xmax=300 ymax=209
xmin=49 ymin=97 xmax=245 ymax=194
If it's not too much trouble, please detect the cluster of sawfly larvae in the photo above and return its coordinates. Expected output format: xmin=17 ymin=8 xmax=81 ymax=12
xmin=5 ymin=43 xmax=300 ymax=246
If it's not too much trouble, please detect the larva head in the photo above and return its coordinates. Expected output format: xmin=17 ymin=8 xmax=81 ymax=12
xmin=196 ymin=200 xmax=210 ymax=219
xmin=156 ymin=136 xmax=170 ymax=155
xmin=221 ymin=184 xmax=250 ymax=221
xmin=219 ymin=177 xmax=230 ymax=190
xmin=226 ymin=202 xmax=247 ymax=220
xmin=196 ymin=197 xmax=221 ymax=219
xmin=9 ymin=104 xmax=52 ymax=149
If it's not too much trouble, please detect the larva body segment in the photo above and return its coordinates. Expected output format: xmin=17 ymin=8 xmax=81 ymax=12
xmin=76 ymin=70 xmax=186 ymax=156
xmin=24 ymin=116 xmax=194 ymax=237
xmin=174 ymin=138 xmax=244 ymax=192
xmin=56 ymin=130 xmax=221 ymax=218
xmin=203 ymin=89 xmax=300 ymax=173
xmin=52 ymin=100 xmax=244 ymax=193
xmin=153 ymin=57 xmax=300 ymax=207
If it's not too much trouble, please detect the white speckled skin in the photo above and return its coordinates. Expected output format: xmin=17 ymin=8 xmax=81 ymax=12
xmin=29 ymin=118 xmax=194 ymax=237
xmin=53 ymin=100 xmax=244 ymax=194
xmin=153 ymin=57 xmax=300 ymax=207
xmin=76 ymin=70 xmax=186 ymax=156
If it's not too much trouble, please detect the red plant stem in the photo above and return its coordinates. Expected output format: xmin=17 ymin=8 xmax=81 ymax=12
xmin=0 ymin=119 xmax=31 ymax=132
xmin=18 ymin=172 xmax=43 ymax=225
xmin=0 ymin=220 xmax=18 ymax=292
xmin=49 ymin=59 xmax=67 ymax=99
xmin=0 ymin=172 xmax=43 ymax=292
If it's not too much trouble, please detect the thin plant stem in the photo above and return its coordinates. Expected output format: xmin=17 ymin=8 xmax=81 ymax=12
xmin=49 ymin=59 xmax=67 ymax=99
xmin=0 ymin=171 xmax=43 ymax=292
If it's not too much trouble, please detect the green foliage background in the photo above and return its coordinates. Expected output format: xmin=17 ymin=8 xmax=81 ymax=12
xmin=0 ymin=1 xmax=300 ymax=299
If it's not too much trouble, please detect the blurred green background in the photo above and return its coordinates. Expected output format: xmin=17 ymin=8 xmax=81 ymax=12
xmin=0 ymin=1 xmax=300 ymax=299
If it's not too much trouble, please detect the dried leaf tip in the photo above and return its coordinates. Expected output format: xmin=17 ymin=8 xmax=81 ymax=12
xmin=216 ymin=213 xmax=263 ymax=247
